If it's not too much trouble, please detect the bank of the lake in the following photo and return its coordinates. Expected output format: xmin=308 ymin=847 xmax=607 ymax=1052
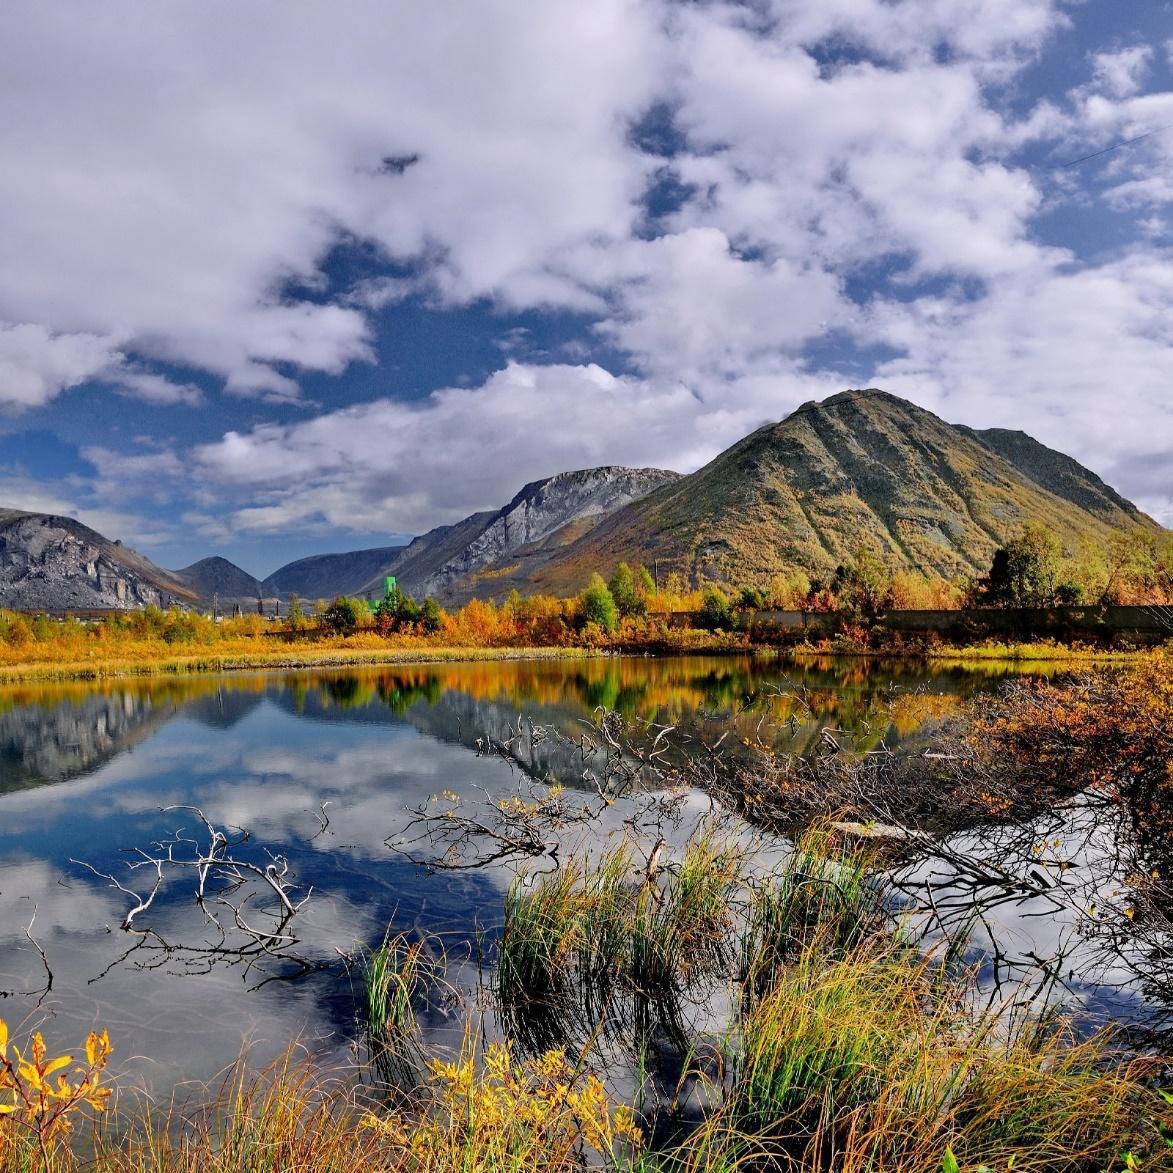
xmin=0 ymin=626 xmax=1160 ymax=685
xmin=0 ymin=641 xmax=611 ymax=683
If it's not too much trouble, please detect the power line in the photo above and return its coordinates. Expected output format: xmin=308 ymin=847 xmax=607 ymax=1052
xmin=1058 ymin=124 xmax=1172 ymax=169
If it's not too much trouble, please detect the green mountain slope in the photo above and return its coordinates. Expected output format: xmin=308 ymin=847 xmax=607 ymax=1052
xmin=528 ymin=390 xmax=1159 ymax=593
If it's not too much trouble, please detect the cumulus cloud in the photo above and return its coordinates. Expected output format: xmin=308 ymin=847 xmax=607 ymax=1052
xmin=190 ymin=361 xmax=843 ymax=537
xmin=0 ymin=0 xmax=664 ymax=406
xmin=1090 ymin=45 xmax=1153 ymax=99
xmin=0 ymin=323 xmax=124 ymax=408
xmin=0 ymin=0 xmax=1169 ymax=537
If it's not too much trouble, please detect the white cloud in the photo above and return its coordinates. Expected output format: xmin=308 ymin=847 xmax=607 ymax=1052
xmin=0 ymin=323 xmax=123 ymax=408
xmin=188 ymin=360 xmax=841 ymax=537
xmin=591 ymin=228 xmax=845 ymax=381
xmin=108 ymin=370 xmax=204 ymax=408
xmin=1 ymin=0 xmax=1169 ymax=538
xmin=761 ymin=0 xmax=1065 ymax=67
xmin=0 ymin=0 xmax=665 ymax=405
xmin=1090 ymin=45 xmax=1153 ymax=99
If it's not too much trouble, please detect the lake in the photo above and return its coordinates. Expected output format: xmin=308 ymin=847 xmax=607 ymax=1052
xmin=0 ymin=654 xmax=1163 ymax=1099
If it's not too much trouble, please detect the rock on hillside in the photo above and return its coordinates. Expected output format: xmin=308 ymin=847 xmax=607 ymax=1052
xmin=172 ymin=556 xmax=262 ymax=603
xmin=0 ymin=509 xmax=197 ymax=611
xmin=262 ymin=545 xmax=409 ymax=602
xmin=529 ymin=390 xmax=1159 ymax=593
xmin=358 ymin=466 xmax=681 ymax=604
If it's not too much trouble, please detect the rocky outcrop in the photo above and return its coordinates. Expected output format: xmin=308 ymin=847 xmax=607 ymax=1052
xmin=358 ymin=466 xmax=680 ymax=603
xmin=0 ymin=510 xmax=196 ymax=611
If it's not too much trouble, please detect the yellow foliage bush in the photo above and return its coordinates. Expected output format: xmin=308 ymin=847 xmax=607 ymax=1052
xmin=0 ymin=1018 xmax=112 ymax=1160
xmin=363 ymin=1041 xmax=641 ymax=1170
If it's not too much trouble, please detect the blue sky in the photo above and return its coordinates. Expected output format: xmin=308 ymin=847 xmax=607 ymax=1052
xmin=0 ymin=0 xmax=1169 ymax=577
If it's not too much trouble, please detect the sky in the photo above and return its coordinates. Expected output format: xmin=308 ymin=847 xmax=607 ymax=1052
xmin=0 ymin=0 xmax=1170 ymax=577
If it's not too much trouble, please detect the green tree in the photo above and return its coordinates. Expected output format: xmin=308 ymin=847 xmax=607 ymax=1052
xmin=698 ymin=587 xmax=735 ymax=631
xmin=637 ymin=564 xmax=656 ymax=598
xmin=420 ymin=597 xmax=443 ymax=634
xmin=577 ymin=573 xmax=618 ymax=634
xmin=608 ymin=562 xmax=643 ymax=617
xmin=375 ymin=587 xmax=422 ymax=634
xmin=974 ymin=523 xmax=1065 ymax=607
xmin=322 ymin=596 xmax=363 ymax=636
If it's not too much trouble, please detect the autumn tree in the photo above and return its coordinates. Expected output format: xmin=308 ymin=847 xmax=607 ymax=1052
xmin=832 ymin=550 xmax=893 ymax=615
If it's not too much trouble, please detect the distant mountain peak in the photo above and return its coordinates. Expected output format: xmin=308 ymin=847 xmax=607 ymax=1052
xmin=172 ymin=556 xmax=262 ymax=601
xmin=357 ymin=464 xmax=680 ymax=603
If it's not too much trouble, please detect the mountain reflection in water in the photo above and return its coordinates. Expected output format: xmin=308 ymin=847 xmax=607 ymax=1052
xmin=0 ymin=654 xmax=1153 ymax=1099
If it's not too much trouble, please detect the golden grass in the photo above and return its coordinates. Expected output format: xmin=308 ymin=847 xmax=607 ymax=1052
xmin=0 ymin=642 xmax=596 ymax=684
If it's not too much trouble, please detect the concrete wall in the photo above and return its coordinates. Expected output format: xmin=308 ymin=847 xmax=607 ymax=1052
xmin=663 ymin=605 xmax=1173 ymax=639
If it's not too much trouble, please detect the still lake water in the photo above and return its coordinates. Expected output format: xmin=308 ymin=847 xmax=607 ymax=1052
xmin=0 ymin=654 xmax=1158 ymax=1096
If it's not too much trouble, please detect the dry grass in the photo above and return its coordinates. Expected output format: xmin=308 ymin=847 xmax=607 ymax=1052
xmin=0 ymin=642 xmax=594 ymax=684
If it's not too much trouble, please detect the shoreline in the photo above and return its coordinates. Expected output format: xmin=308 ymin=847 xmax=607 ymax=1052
xmin=0 ymin=643 xmax=602 ymax=684
xmin=0 ymin=635 xmax=1158 ymax=685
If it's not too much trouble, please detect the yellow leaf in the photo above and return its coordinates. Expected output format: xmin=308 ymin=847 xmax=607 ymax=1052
xmin=85 ymin=1030 xmax=111 ymax=1067
xmin=0 ymin=1019 xmax=6 ymax=1061
xmin=42 ymin=1055 xmax=73 ymax=1078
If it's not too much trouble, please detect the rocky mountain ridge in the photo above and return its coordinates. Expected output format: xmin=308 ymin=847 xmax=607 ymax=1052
xmin=0 ymin=391 xmax=1160 ymax=611
xmin=362 ymin=465 xmax=682 ymax=604
xmin=0 ymin=510 xmax=196 ymax=611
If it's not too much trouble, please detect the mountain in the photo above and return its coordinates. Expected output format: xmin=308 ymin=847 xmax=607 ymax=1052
xmin=2 ymin=391 xmax=1158 ymax=613
xmin=262 ymin=545 xmax=408 ymax=602
xmin=172 ymin=556 xmax=262 ymax=602
xmin=524 ymin=390 xmax=1159 ymax=593
xmin=959 ymin=427 xmax=1142 ymax=523
xmin=356 ymin=466 xmax=681 ymax=604
xmin=0 ymin=509 xmax=197 ymax=611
